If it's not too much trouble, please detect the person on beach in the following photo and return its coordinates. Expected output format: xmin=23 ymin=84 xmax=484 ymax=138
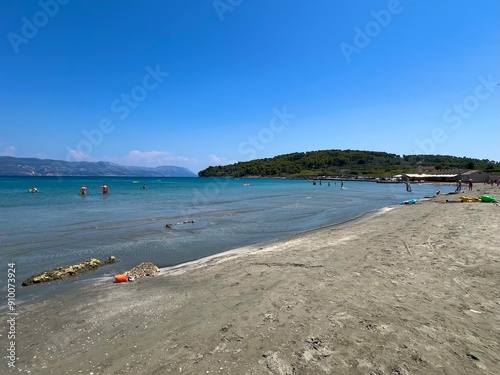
xmin=101 ymin=184 xmax=108 ymax=194
xmin=80 ymin=185 xmax=87 ymax=195
xmin=468 ymin=180 xmax=473 ymax=191
xmin=405 ymin=178 xmax=412 ymax=192
xmin=455 ymin=180 xmax=462 ymax=192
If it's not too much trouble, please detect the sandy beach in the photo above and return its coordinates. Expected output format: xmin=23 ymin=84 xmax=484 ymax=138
xmin=7 ymin=185 xmax=500 ymax=374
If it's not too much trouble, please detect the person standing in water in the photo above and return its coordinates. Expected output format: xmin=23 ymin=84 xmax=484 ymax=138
xmin=101 ymin=184 xmax=108 ymax=195
xmin=80 ymin=185 xmax=87 ymax=195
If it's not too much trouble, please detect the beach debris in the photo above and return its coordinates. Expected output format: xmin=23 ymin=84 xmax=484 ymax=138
xmin=127 ymin=262 xmax=159 ymax=281
xmin=261 ymin=351 xmax=294 ymax=375
xmin=165 ymin=220 xmax=195 ymax=229
xmin=459 ymin=195 xmax=498 ymax=203
xmin=400 ymin=198 xmax=419 ymax=205
xmin=114 ymin=262 xmax=160 ymax=283
xmin=459 ymin=196 xmax=481 ymax=203
xmin=466 ymin=353 xmax=480 ymax=361
xmin=404 ymin=242 xmax=413 ymax=256
xmin=478 ymin=195 xmax=498 ymax=203
xmin=22 ymin=256 xmax=116 ymax=286
xmin=114 ymin=273 xmax=128 ymax=283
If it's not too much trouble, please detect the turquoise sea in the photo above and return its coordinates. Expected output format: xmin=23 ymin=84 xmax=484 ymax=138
xmin=0 ymin=176 xmax=440 ymax=305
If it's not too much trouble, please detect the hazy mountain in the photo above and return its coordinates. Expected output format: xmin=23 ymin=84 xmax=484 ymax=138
xmin=0 ymin=157 xmax=196 ymax=177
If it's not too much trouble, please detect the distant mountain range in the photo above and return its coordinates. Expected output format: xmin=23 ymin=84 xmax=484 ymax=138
xmin=0 ymin=157 xmax=196 ymax=177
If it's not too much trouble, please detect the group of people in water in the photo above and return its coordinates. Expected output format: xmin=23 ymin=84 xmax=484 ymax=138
xmin=79 ymin=183 xmax=146 ymax=195
xmin=29 ymin=183 xmax=149 ymax=195
xmin=312 ymin=180 xmax=344 ymax=188
xmin=80 ymin=184 xmax=108 ymax=195
xmin=79 ymin=184 xmax=107 ymax=195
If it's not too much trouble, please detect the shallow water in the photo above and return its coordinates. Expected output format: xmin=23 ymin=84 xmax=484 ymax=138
xmin=0 ymin=176 xmax=440 ymax=304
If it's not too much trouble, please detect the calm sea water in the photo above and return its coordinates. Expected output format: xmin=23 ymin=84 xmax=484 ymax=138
xmin=0 ymin=176 xmax=439 ymax=304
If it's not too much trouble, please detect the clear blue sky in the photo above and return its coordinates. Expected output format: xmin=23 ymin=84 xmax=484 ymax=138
xmin=1 ymin=0 xmax=499 ymax=173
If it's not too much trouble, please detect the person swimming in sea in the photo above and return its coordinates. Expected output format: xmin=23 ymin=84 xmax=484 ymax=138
xmin=80 ymin=185 xmax=87 ymax=195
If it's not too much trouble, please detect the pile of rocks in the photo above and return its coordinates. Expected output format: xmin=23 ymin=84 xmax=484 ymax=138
xmin=22 ymin=256 xmax=116 ymax=286
xmin=127 ymin=262 xmax=160 ymax=281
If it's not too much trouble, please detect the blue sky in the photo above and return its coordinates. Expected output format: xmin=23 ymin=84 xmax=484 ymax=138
xmin=1 ymin=0 xmax=499 ymax=173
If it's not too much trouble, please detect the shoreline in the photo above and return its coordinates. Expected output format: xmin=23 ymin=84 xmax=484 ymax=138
xmin=158 ymin=204 xmax=398 ymax=277
xmin=5 ymin=200 xmax=403 ymax=311
xmin=8 ymin=186 xmax=500 ymax=374
xmin=3 ymin=204 xmax=394 ymax=313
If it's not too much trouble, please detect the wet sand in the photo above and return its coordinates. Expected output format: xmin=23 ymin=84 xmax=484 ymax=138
xmin=8 ymin=186 xmax=500 ymax=374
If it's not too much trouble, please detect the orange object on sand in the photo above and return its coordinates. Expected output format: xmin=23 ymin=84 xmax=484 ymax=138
xmin=115 ymin=273 xmax=128 ymax=283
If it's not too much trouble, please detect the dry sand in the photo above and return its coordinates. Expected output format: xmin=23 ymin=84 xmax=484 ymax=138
xmin=6 ymin=186 xmax=500 ymax=374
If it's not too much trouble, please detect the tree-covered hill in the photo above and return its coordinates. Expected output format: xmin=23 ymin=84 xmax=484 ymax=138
xmin=198 ymin=150 xmax=500 ymax=178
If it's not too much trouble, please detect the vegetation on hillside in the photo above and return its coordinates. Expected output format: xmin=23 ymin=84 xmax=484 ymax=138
xmin=198 ymin=150 xmax=500 ymax=178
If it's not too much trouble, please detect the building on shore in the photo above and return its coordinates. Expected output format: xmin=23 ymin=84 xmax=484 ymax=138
xmin=402 ymin=170 xmax=489 ymax=183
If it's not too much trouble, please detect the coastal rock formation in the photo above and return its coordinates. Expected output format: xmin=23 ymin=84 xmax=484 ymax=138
xmin=22 ymin=256 xmax=116 ymax=286
xmin=127 ymin=262 xmax=160 ymax=281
